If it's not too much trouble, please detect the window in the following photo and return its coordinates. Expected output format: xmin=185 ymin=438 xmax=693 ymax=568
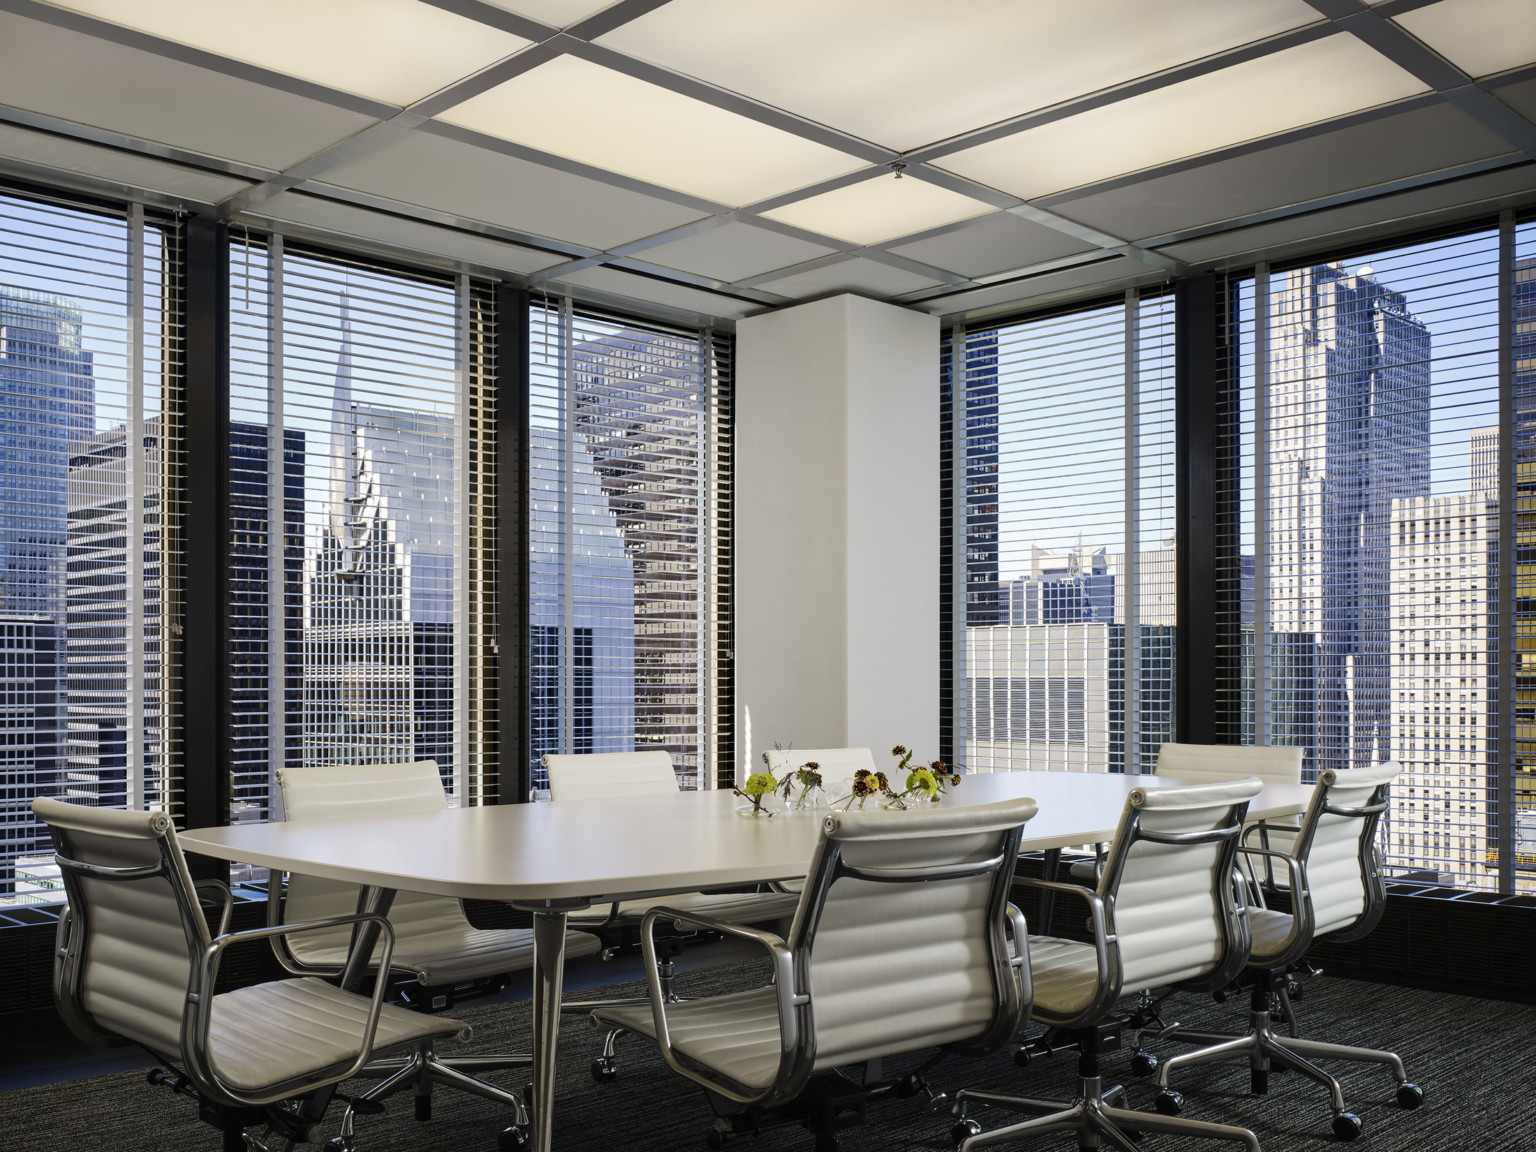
xmin=0 ymin=189 xmax=179 ymax=907
xmin=227 ymin=237 xmax=494 ymax=844
xmin=528 ymin=297 xmax=731 ymax=793
xmin=949 ymin=292 xmax=1175 ymax=774
xmin=1222 ymin=224 xmax=1533 ymax=893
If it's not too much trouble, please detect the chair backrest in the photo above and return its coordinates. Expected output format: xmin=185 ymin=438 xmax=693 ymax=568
xmin=1098 ymin=777 xmax=1261 ymax=999
xmin=1155 ymin=742 xmax=1303 ymax=785
xmin=1291 ymin=760 xmax=1398 ymax=940
xmin=32 ymin=796 xmax=207 ymax=1060
xmin=277 ymin=761 xmax=463 ymax=964
xmin=784 ymin=797 xmax=1036 ymax=1082
xmin=543 ymin=750 xmax=678 ymax=801
xmin=762 ymin=747 xmax=877 ymax=796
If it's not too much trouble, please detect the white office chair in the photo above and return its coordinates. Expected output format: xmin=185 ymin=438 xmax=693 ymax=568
xmin=274 ymin=761 xmax=600 ymax=1124
xmin=1065 ymin=744 xmax=1304 ymax=886
xmin=32 ymin=796 xmax=483 ymax=1152
xmin=543 ymin=750 xmax=801 ymax=1081
xmin=591 ymin=796 xmax=1038 ymax=1150
xmin=953 ymin=778 xmax=1266 ymax=1152
xmin=1144 ymin=761 xmax=1421 ymax=1142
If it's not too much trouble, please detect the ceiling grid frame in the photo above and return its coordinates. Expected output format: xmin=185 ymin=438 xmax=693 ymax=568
xmin=0 ymin=0 xmax=1527 ymax=325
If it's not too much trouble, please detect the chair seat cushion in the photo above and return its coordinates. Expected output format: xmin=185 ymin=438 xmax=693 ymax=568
xmin=1026 ymin=936 xmax=1101 ymax=1018
xmin=572 ymin=891 xmax=800 ymax=929
xmin=289 ymin=927 xmax=602 ymax=986
xmin=594 ymin=986 xmax=784 ymax=1092
xmin=208 ymin=977 xmax=468 ymax=1092
xmin=1247 ymin=907 xmax=1297 ymax=963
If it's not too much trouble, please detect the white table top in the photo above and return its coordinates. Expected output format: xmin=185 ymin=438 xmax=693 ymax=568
xmin=179 ymin=770 xmax=1312 ymax=908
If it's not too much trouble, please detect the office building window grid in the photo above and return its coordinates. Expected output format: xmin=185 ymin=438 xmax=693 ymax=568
xmin=0 ymin=189 xmax=180 ymax=907
xmin=1222 ymin=226 xmax=1531 ymax=893
xmin=228 ymin=236 xmax=496 ymax=838
xmin=528 ymin=298 xmax=731 ymax=794
xmin=955 ymin=293 xmax=1177 ymax=775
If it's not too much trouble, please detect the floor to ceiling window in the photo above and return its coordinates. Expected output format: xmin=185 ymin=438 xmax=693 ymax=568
xmin=528 ymin=298 xmax=731 ymax=793
xmin=1220 ymin=222 xmax=1534 ymax=894
xmin=949 ymin=291 xmax=1176 ymax=774
xmin=227 ymin=236 xmax=495 ymax=838
xmin=0 ymin=188 xmax=179 ymax=907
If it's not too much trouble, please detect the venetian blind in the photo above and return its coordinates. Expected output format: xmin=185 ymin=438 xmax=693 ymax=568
xmin=0 ymin=187 xmax=181 ymax=908
xmin=528 ymin=296 xmax=732 ymax=793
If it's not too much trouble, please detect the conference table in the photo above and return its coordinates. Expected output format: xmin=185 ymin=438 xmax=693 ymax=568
xmin=179 ymin=770 xmax=1312 ymax=1152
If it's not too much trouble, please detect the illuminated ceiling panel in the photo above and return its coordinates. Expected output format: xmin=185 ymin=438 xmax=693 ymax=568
xmin=1392 ymin=0 xmax=1536 ymax=78
xmin=938 ymin=34 xmax=1428 ymax=200
xmin=438 ymin=55 xmax=866 ymax=206
xmin=479 ymin=0 xmax=615 ymax=27
xmin=760 ymin=176 xmax=995 ymax=246
xmin=598 ymin=0 xmax=1324 ymax=150
xmin=49 ymin=0 xmax=529 ymax=106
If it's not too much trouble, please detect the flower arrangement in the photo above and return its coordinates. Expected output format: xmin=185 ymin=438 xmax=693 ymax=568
xmin=774 ymin=756 xmax=825 ymax=810
xmin=733 ymin=771 xmax=779 ymax=817
xmin=891 ymin=745 xmax=961 ymax=804
xmin=839 ymin=746 xmax=961 ymax=809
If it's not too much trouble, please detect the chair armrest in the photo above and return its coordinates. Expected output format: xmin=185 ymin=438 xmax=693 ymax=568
xmin=638 ymin=906 xmax=802 ymax=1107
xmin=185 ymin=913 xmax=398 ymax=1108
xmin=1004 ymin=903 xmax=1032 ymax=1015
xmin=194 ymin=880 xmax=233 ymax=937
xmin=1237 ymin=845 xmax=1306 ymax=899
xmin=1012 ymin=876 xmax=1114 ymax=994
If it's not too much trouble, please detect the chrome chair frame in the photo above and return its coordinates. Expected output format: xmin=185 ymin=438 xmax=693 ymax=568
xmin=47 ymin=811 xmax=485 ymax=1152
xmin=1146 ymin=769 xmax=1419 ymax=1141
xmin=637 ymin=819 xmax=1031 ymax=1110
xmin=955 ymin=789 xmax=1263 ymax=1152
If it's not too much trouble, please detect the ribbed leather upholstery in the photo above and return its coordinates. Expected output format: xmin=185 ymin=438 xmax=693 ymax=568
xmin=1300 ymin=760 xmax=1400 ymax=939
xmin=598 ymin=987 xmax=784 ymax=1090
xmin=34 ymin=800 xmax=202 ymax=1057
xmin=33 ymin=797 xmax=467 ymax=1101
xmin=279 ymin=761 xmax=599 ymax=983
xmin=1111 ymin=777 xmax=1261 ymax=994
xmin=594 ymin=797 xmax=1036 ymax=1095
xmin=543 ymin=750 xmax=677 ymax=801
xmin=1154 ymin=743 xmax=1303 ymax=785
xmin=1019 ymin=936 xmax=1099 ymax=1018
xmin=207 ymin=977 xmax=468 ymax=1091
xmin=545 ymin=750 xmax=799 ymax=929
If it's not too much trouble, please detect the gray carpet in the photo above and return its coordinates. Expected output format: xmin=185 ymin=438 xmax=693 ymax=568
xmin=2 ymin=960 xmax=1528 ymax=1152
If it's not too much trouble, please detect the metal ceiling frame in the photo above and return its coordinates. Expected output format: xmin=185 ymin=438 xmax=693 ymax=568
xmin=2 ymin=0 xmax=1535 ymax=321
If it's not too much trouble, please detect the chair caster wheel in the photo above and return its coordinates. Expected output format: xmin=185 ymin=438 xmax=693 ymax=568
xmin=1013 ymin=1047 xmax=1031 ymax=1069
xmin=1396 ymin=1083 xmax=1423 ymax=1110
xmin=1154 ymin=1090 xmax=1183 ymax=1116
xmin=705 ymin=1123 xmax=730 ymax=1148
xmin=591 ymin=1056 xmax=618 ymax=1083
xmin=1332 ymin=1113 xmax=1362 ymax=1141
xmin=951 ymin=1118 xmax=982 ymax=1147
xmin=1251 ymin=1068 xmax=1268 ymax=1095
xmin=414 ymin=1095 xmax=432 ymax=1121
xmin=600 ymin=947 xmax=619 ymax=961
xmin=497 ymin=1125 xmax=529 ymax=1151
xmin=1129 ymin=1052 xmax=1157 ymax=1076
xmin=927 ymin=1091 xmax=951 ymax=1114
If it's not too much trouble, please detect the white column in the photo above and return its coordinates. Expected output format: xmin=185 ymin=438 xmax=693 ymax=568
xmin=736 ymin=294 xmax=939 ymax=762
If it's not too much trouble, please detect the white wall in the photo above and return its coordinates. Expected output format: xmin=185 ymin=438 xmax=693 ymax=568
xmin=736 ymin=294 xmax=939 ymax=773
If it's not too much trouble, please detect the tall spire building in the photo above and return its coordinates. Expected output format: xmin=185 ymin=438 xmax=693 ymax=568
xmin=1268 ymin=263 xmax=1432 ymax=775
xmin=303 ymin=301 xmax=459 ymax=775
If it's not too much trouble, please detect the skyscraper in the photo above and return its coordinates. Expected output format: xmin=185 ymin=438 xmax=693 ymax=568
xmin=1511 ymin=256 xmax=1536 ymax=822
xmin=302 ymin=309 xmax=460 ymax=778
xmin=0 ymin=289 xmax=94 ymax=898
xmin=1268 ymin=263 xmax=1432 ymax=775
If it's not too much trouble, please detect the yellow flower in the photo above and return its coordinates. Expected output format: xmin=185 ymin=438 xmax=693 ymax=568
xmin=906 ymin=768 xmax=939 ymax=799
xmin=740 ymin=771 xmax=777 ymax=798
